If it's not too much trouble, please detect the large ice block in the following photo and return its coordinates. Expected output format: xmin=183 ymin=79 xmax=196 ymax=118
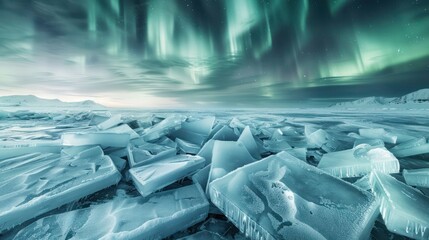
xmin=209 ymin=151 xmax=379 ymax=240
xmin=263 ymin=139 xmax=292 ymax=153
xmin=129 ymin=155 xmax=205 ymax=197
xmin=100 ymin=124 xmax=139 ymax=139
xmin=211 ymin=125 xmax=238 ymax=141
xmin=0 ymin=146 xmax=121 ymax=232
xmin=318 ymin=144 xmax=400 ymax=178
xmin=305 ymin=128 xmax=339 ymax=152
xmin=369 ymin=171 xmax=429 ymax=239
xmin=172 ymin=117 xmax=215 ymax=145
xmin=390 ymin=137 xmax=429 ymax=158
xmin=359 ymin=128 xmax=397 ymax=144
xmin=61 ymin=132 xmax=130 ymax=148
xmin=96 ymin=114 xmax=122 ymax=130
xmin=127 ymin=141 xmax=176 ymax=168
xmin=14 ymin=184 xmax=209 ymax=240
xmin=403 ymin=168 xmax=429 ymax=188
xmin=141 ymin=115 xmax=185 ymax=142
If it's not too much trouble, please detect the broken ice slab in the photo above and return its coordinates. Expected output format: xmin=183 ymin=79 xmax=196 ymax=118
xmin=318 ymin=144 xmax=399 ymax=178
xmin=100 ymin=124 xmax=139 ymax=139
xmin=369 ymin=171 xmax=429 ymax=239
xmin=61 ymin=132 xmax=130 ymax=148
xmin=0 ymin=146 xmax=121 ymax=232
xmin=284 ymin=147 xmax=307 ymax=161
xmin=177 ymin=230 xmax=226 ymax=240
xmin=353 ymin=138 xmax=385 ymax=148
xmin=403 ymin=168 xmax=429 ymax=188
xmin=141 ymin=115 xmax=186 ymax=142
xmin=176 ymin=137 xmax=201 ymax=154
xmin=263 ymin=139 xmax=292 ymax=153
xmin=129 ymin=155 xmax=205 ymax=197
xmin=172 ymin=117 xmax=215 ymax=145
xmin=96 ymin=114 xmax=122 ymax=130
xmin=192 ymin=164 xmax=211 ymax=191
xmin=127 ymin=141 xmax=177 ymax=168
xmin=14 ymin=184 xmax=209 ymax=240
xmin=211 ymin=125 xmax=238 ymax=141
xmin=229 ymin=117 xmax=246 ymax=129
xmin=209 ymin=151 xmax=379 ymax=240
xmin=359 ymin=128 xmax=397 ymax=144
xmin=305 ymin=127 xmax=340 ymax=152
xmin=207 ymin=141 xmax=256 ymax=189
xmin=109 ymin=155 xmax=127 ymax=171
xmin=237 ymin=126 xmax=261 ymax=159
xmin=390 ymin=137 xmax=429 ymax=158
xmin=0 ymin=140 xmax=62 ymax=160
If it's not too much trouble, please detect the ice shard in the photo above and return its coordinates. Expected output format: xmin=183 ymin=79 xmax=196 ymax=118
xmin=192 ymin=164 xmax=211 ymax=190
xmin=0 ymin=146 xmax=121 ymax=232
xmin=318 ymin=144 xmax=400 ymax=178
xmin=237 ymin=126 xmax=261 ymax=159
xmin=96 ymin=114 xmax=122 ymax=130
xmin=177 ymin=230 xmax=226 ymax=240
xmin=209 ymin=151 xmax=379 ymax=240
xmin=305 ymin=127 xmax=340 ymax=152
xmin=403 ymin=168 xmax=429 ymax=188
xmin=100 ymin=124 xmax=139 ymax=139
xmin=211 ymin=125 xmax=238 ymax=141
xmin=141 ymin=115 xmax=185 ymax=142
xmin=176 ymin=137 xmax=201 ymax=154
xmin=207 ymin=141 xmax=256 ymax=187
xmin=263 ymin=139 xmax=292 ymax=153
xmin=369 ymin=171 xmax=429 ymax=239
xmin=61 ymin=132 xmax=130 ymax=148
xmin=126 ymin=141 xmax=177 ymax=168
xmin=129 ymin=155 xmax=205 ymax=197
xmin=359 ymin=128 xmax=397 ymax=144
xmin=14 ymin=184 xmax=209 ymax=240
xmin=390 ymin=137 xmax=429 ymax=158
xmin=353 ymin=138 xmax=385 ymax=148
xmin=172 ymin=117 xmax=215 ymax=145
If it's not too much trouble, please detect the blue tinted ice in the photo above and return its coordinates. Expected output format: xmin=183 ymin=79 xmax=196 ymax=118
xmin=403 ymin=168 xmax=429 ymax=188
xmin=129 ymin=155 xmax=205 ymax=197
xmin=390 ymin=137 xmax=429 ymax=158
xmin=96 ymin=114 xmax=122 ymax=130
xmin=237 ymin=126 xmax=261 ymax=159
xmin=176 ymin=137 xmax=201 ymax=154
xmin=369 ymin=171 xmax=429 ymax=239
xmin=172 ymin=117 xmax=215 ymax=145
xmin=0 ymin=140 xmax=62 ymax=159
xmin=14 ymin=184 xmax=209 ymax=240
xmin=209 ymin=151 xmax=379 ymax=240
xmin=359 ymin=128 xmax=397 ymax=144
xmin=318 ymin=144 xmax=399 ymax=178
xmin=141 ymin=115 xmax=185 ymax=141
xmin=127 ymin=141 xmax=176 ymax=168
xmin=61 ymin=132 xmax=130 ymax=148
xmin=0 ymin=146 xmax=121 ymax=232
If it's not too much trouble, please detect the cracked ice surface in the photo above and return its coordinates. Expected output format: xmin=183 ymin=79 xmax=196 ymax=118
xmin=13 ymin=184 xmax=209 ymax=240
xmin=209 ymin=151 xmax=379 ymax=240
xmin=0 ymin=146 xmax=121 ymax=232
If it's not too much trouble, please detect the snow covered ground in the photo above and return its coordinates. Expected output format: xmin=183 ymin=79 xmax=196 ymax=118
xmin=1 ymin=107 xmax=429 ymax=239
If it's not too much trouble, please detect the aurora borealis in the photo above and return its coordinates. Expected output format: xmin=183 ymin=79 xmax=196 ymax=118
xmin=0 ymin=0 xmax=428 ymax=108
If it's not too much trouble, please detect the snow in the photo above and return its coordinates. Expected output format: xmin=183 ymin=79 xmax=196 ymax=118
xmin=0 ymin=95 xmax=104 ymax=109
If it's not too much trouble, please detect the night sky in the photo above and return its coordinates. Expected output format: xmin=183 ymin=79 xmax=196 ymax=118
xmin=0 ymin=0 xmax=428 ymax=108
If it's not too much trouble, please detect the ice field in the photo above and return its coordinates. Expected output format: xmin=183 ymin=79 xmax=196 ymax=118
xmin=1 ymin=108 xmax=429 ymax=239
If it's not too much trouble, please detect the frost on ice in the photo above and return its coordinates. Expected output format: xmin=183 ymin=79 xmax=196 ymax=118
xmin=1 ymin=109 xmax=429 ymax=239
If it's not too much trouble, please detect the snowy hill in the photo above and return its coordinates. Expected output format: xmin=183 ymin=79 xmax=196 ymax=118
xmin=333 ymin=89 xmax=429 ymax=108
xmin=0 ymin=95 xmax=105 ymax=109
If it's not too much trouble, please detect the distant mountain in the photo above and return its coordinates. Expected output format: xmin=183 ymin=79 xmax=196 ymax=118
xmin=0 ymin=95 xmax=105 ymax=108
xmin=333 ymin=89 xmax=429 ymax=108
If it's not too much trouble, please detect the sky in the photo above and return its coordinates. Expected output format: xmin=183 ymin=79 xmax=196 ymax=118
xmin=0 ymin=0 xmax=428 ymax=108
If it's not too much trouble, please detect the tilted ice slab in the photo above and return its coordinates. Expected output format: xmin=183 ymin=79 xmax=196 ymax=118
xmin=14 ymin=184 xmax=209 ymax=240
xmin=318 ymin=144 xmax=399 ymax=178
xmin=176 ymin=137 xmax=201 ymax=154
xmin=0 ymin=140 xmax=62 ymax=160
xmin=237 ymin=126 xmax=261 ymax=159
xmin=359 ymin=128 xmax=397 ymax=144
xmin=209 ymin=151 xmax=379 ymax=240
xmin=305 ymin=126 xmax=340 ymax=152
xmin=369 ymin=171 xmax=429 ymax=239
xmin=390 ymin=137 xmax=429 ymax=158
xmin=129 ymin=155 xmax=205 ymax=197
xmin=172 ymin=117 xmax=215 ymax=146
xmin=141 ymin=115 xmax=186 ymax=141
xmin=96 ymin=114 xmax=122 ymax=130
xmin=127 ymin=141 xmax=176 ymax=168
xmin=177 ymin=230 xmax=226 ymax=240
xmin=0 ymin=147 xmax=121 ymax=232
xmin=62 ymin=132 xmax=130 ymax=148
xmin=403 ymin=168 xmax=429 ymax=188
xmin=100 ymin=124 xmax=139 ymax=139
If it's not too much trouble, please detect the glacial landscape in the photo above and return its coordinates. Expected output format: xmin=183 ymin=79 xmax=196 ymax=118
xmin=1 ymin=90 xmax=429 ymax=239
